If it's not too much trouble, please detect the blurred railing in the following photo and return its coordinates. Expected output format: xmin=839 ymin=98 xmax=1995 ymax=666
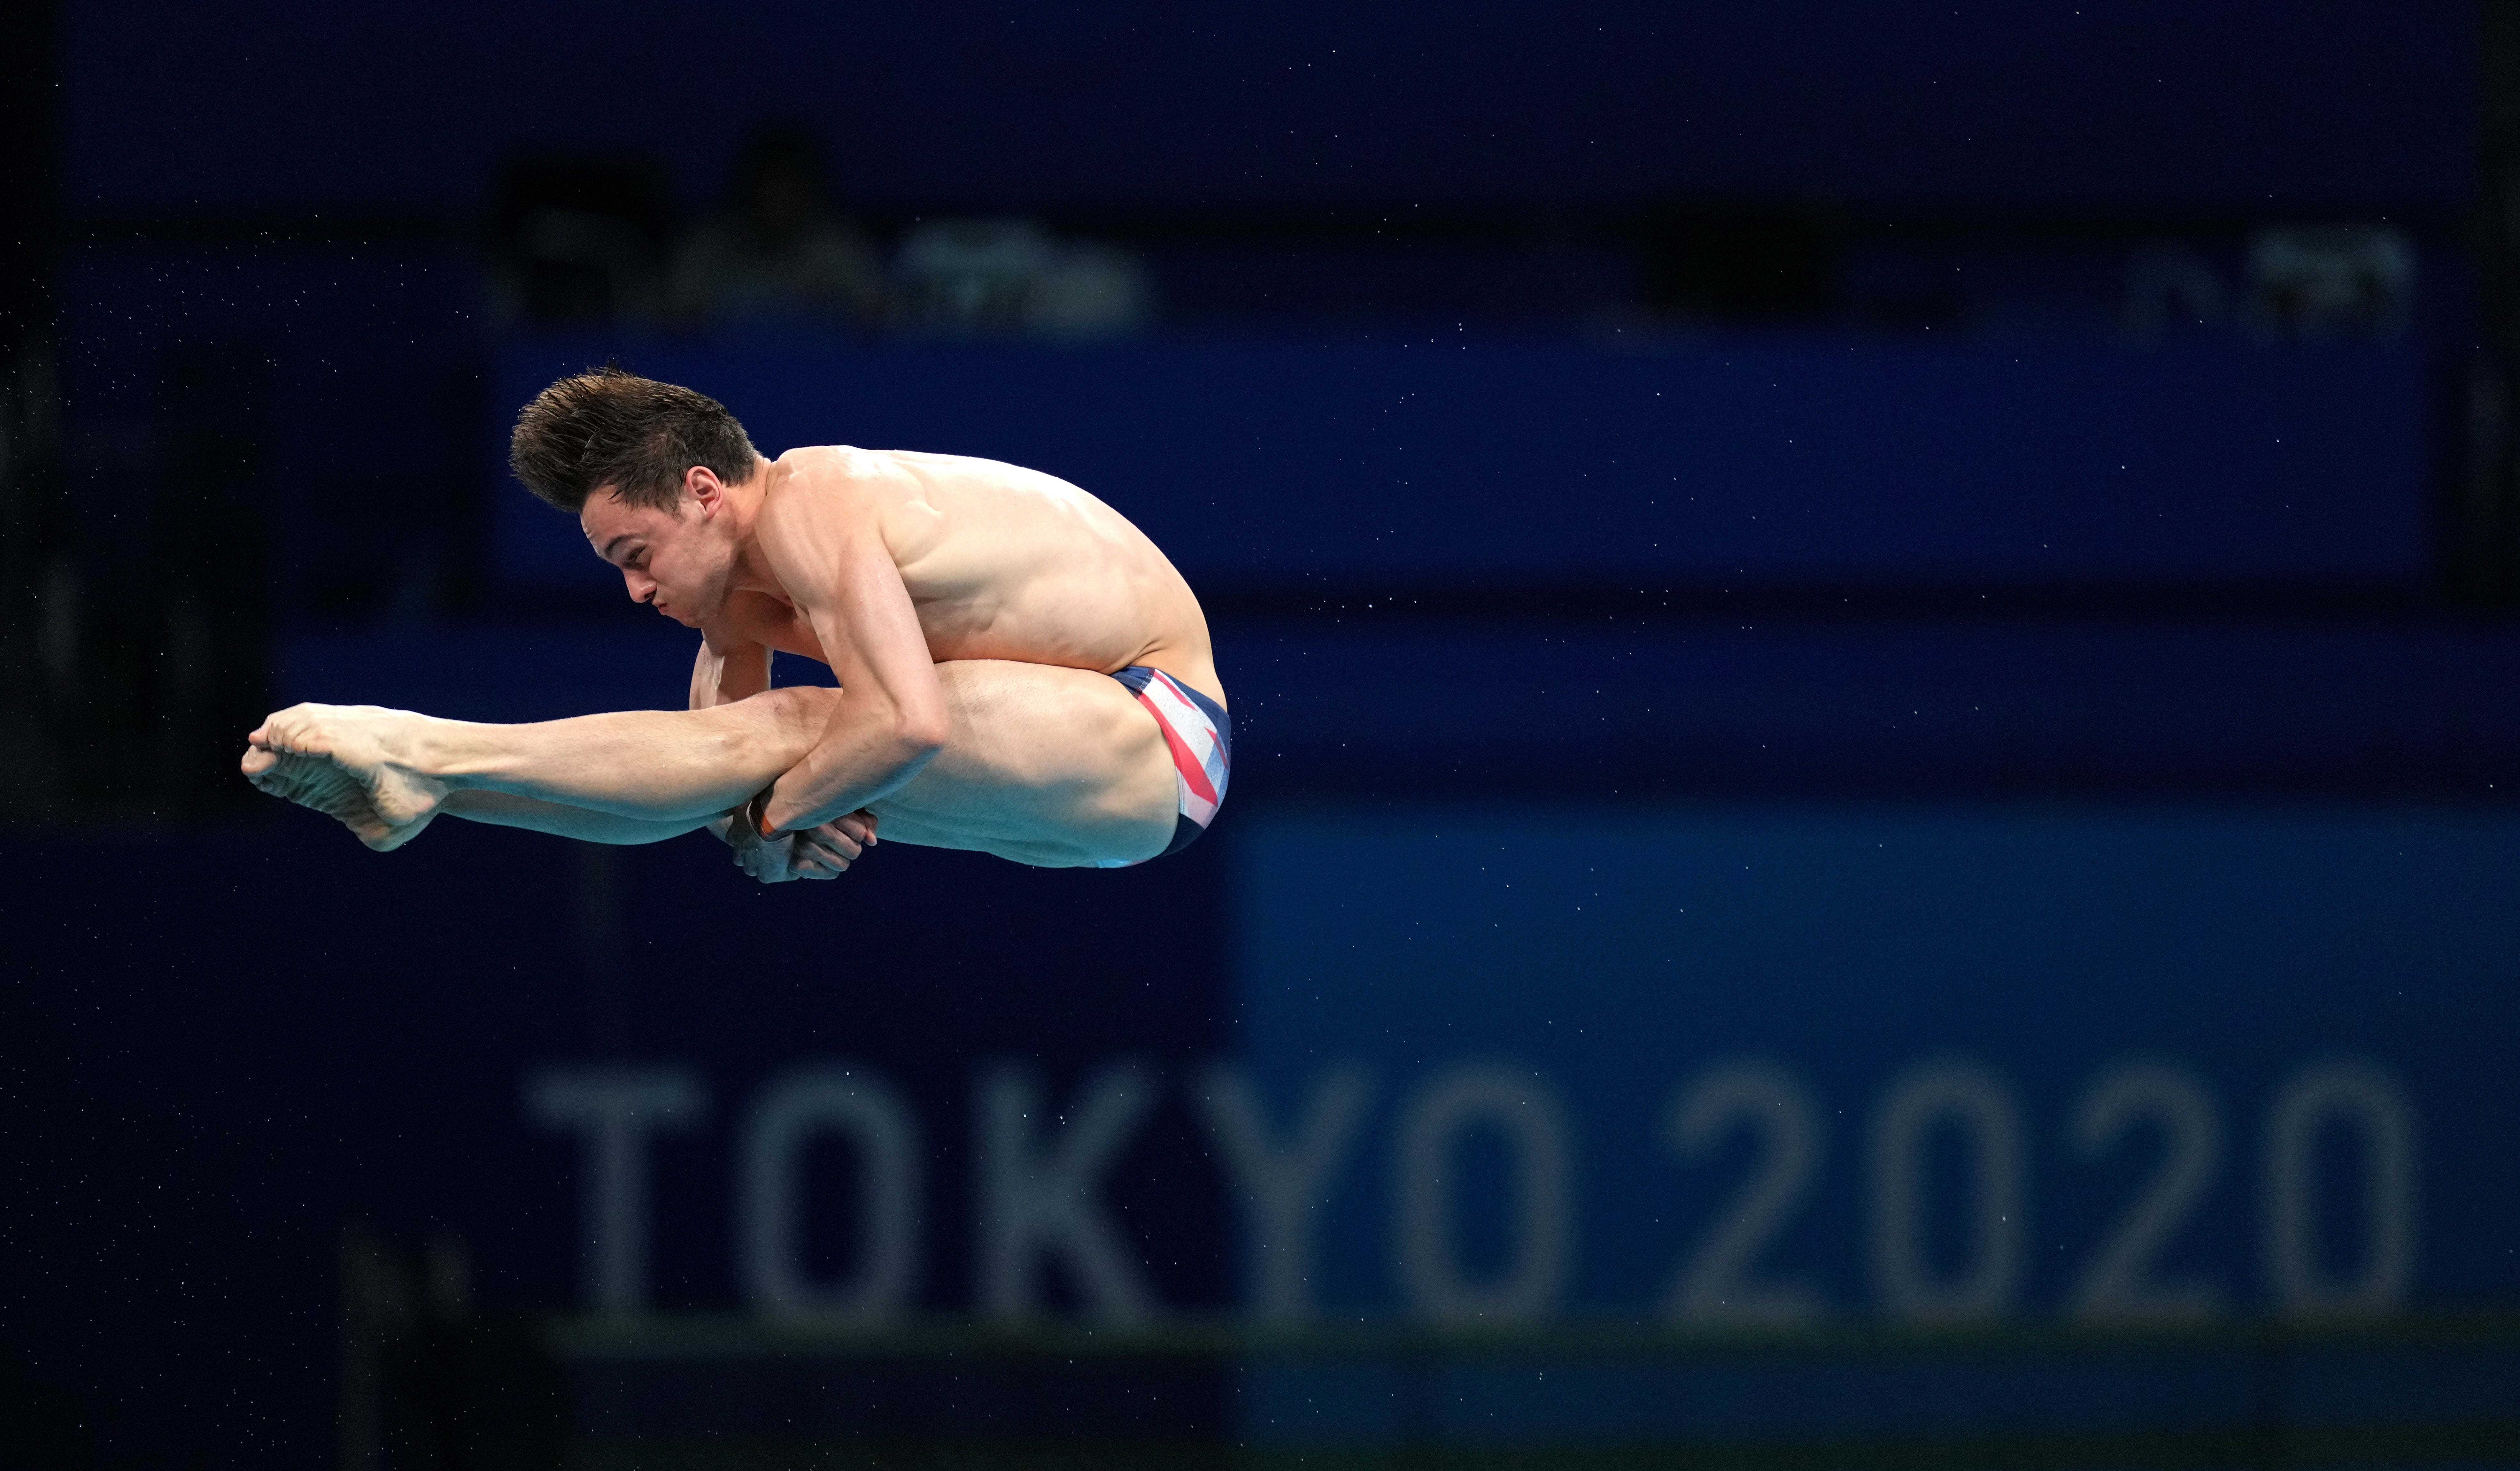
xmin=386 ymin=1309 xmax=2520 ymax=1469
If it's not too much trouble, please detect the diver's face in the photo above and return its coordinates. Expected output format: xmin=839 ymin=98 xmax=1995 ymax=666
xmin=582 ymin=488 xmax=734 ymax=628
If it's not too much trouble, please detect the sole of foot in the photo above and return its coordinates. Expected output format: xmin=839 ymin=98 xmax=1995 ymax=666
xmin=253 ymin=702 xmax=451 ymax=828
xmin=242 ymin=742 xmax=433 ymax=852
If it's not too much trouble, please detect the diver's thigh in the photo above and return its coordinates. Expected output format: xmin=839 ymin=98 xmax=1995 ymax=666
xmin=932 ymin=661 xmax=1165 ymax=786
xmin=888 ymin=660 xmax=1176 ymax=854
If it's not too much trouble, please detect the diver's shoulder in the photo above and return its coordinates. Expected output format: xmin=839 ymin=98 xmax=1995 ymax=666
xmin=766 ymin=444 xmax=921 ymax=507
xmin=771 ymin=443 xmax=896 ymax=482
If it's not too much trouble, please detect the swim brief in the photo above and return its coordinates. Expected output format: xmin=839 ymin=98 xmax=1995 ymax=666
xmin=1102 ymin=665 xmax=1230 ymax=866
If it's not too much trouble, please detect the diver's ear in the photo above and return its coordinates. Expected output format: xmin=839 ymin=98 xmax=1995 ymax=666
xmin=685 ymin=464 xmax=726 ymax=519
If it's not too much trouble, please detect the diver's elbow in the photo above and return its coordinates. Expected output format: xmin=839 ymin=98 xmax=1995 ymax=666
xmin=893 ymin=712 xmax=950 ymax=763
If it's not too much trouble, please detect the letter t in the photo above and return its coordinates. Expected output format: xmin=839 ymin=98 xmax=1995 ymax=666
xmin=525 ymin=1066 xmax=708 ymax=1315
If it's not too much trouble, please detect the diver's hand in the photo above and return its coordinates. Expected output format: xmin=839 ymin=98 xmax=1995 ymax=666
xmin=723 ymin=798 xmax=877 ymax=883
xmin=788 ymin=811 xmax=877 ymax=878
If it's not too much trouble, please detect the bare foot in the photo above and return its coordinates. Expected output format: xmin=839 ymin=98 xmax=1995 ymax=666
xmin=251 ymin=703 xmax=451 ymax=828
xmin=242 ymin=743 xmax=433 ymax=851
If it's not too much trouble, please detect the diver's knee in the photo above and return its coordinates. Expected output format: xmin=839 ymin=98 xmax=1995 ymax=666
xmin=743 ymin=684 xmax=839 ymax=731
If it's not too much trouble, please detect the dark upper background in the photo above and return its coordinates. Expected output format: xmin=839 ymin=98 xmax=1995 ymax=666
xmin=63 ymin=2 xmax=2475 ymax=210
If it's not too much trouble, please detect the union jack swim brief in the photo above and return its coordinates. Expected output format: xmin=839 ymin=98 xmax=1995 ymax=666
xmin=1102 ymin=665 xmax=1230 ymax=866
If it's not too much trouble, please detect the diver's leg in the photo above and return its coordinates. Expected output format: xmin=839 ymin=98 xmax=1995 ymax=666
xmin=433 ymin=789 xmax=715 ymax=844
xmin=244 ymin=740 xmax=728 ymax=849
xmin=251 ymin=687 xmax=838 ymax=827
xmin=250 ymin=660 xmax=1186 ymax=867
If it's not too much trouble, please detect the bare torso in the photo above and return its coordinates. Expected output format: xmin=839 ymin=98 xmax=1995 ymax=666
xmin=714 ymin=446 xmax=1224 ymax=705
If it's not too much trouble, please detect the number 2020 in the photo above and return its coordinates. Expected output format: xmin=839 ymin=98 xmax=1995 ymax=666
xmin=1663 ymin=1058 xmax=2417 ymax=1325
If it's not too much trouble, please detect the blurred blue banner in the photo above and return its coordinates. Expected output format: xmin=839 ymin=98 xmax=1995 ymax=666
xmin=494 ymin=338 xmax=2432 ymax=596
xmin=1230 ymin=804 xmax=2520 ymax=1326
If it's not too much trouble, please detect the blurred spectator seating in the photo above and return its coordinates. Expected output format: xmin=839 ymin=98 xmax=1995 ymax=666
xmin=2245 ymin=224 xmax=2416 ymax=339
xmin=893 ymin=218 xmax=1153 ymax=338
xmin=488 ymin=157 xmax=674 ymax=332
xmin=669 ymin=124 xmax=884 ymax=333
xmin=2121 ymin=242 xmax=2232 ymax=338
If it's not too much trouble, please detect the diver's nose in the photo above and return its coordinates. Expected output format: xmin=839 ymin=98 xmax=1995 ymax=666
xmin=625 ymin=570 xmax=657 ymax=604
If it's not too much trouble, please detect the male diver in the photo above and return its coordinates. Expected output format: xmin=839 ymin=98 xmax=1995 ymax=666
xmin=243 ymin=368 xmax=1228 ymax=879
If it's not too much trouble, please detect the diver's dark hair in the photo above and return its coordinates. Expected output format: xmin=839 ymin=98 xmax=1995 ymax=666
xmin=508 ymin=365 xmax=759 ymax=514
